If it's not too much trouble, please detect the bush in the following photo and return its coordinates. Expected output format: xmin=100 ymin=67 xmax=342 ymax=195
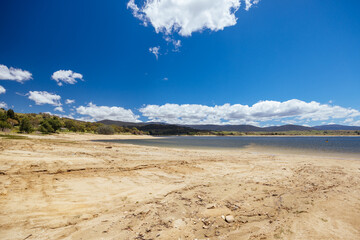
xmin=39 ymin=120 xmax=54 ymax=133
xmin=65 ymin=120 xmax=86 ymax=132
xmin=0 ymin=121 xmax=12 ymax=131
xmin=97 ymin=125 xmax=115 ymax=135
xmin=48 ymin=117 xmax=62 ymax=132
xmin=19 ymin=117 xmax=33 ymax=133
xmin=0 ymin=111 xmax=7 ymax=121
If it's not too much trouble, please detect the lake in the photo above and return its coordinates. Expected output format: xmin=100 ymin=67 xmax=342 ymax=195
xmin=97 ymin=136 xmax=360 ymax=158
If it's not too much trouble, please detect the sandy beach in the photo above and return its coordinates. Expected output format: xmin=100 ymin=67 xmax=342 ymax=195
xmin=0 ymin=133 xmax=359 ymax=240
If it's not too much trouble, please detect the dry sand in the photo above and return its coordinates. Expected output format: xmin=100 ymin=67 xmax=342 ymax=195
xmin=0 ymin=133 xmax=359 ymax=240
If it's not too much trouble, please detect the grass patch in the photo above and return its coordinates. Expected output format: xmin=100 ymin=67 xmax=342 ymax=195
xmin=0 ymin=134 xmax=29 ymax=140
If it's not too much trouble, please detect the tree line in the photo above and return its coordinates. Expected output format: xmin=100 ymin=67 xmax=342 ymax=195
xmin=0 ymin=108 xmax=144 ymax=135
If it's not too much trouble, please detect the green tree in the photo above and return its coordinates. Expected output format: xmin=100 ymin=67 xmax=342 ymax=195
xmin=6 ymin=109 xmax=15 ymax=119
xmin=38 ymin=117 xmax=62 ymax=133
xmin=19 ymin=117 xmax=33 ymax=133
xmin=48 ymin=117 xmax=62 ymax=132
xmin=19 ymin=117 xmax=34 ymax=133
xmin=0 ymin=111 xmax=7 ymax=121
xmin=39 ymin=120 xmax=54 ymax=133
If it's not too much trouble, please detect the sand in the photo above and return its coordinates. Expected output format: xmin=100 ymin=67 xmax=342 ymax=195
xmin=0 ymin=133 xmax=359 ymax=240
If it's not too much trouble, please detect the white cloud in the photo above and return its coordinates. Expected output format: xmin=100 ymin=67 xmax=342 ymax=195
xmin=76 ymin=102 xmax=141 ymax=122
xmin=0 ymin=85 xmax=5 ymax=94
xmin=0 ymin=102 xmax=7 ymax=109
xmin=344 ymin=118 xmax=360 ymax=126
xmin=149 ymin=46 xmax=160 ymax=59
xmin=65 ymin=99 xmax=75 ymax=104
xmin=244 ymin=0 xmax=259 ymax=11
xmin=0 ymin=64 xmax=32 ymax=83
xmin=163 ymin=77 xmax=168 ymax=81
xmin=140 ymin=99 xmax=360 ymax=125
xmin=164 ymin=36 xmax=181 ymax=51
xmin=28 ymin=91 xmax=62 ymax=106
xmin=128 ymin=0 xmax=260 ymax=37
xmin=52 ymin=70 xmax=83 ymax=86
xmin=54 ymin=106 xmax=64 ymax=112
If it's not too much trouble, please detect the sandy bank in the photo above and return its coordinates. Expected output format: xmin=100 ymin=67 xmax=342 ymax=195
xmin=0 ymin=133 xmax=359 ymax=239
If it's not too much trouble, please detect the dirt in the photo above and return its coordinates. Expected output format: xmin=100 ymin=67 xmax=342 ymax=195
xmin=0 ymin=133 xmax=359 ymax=239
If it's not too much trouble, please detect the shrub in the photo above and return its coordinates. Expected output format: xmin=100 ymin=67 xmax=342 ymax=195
xmin=39 ymin=120 xmax=54 ymax=133
xmin=48 ymin=117 xmax=62 ymax=132
xmin=0 ymin=121 xmax=12 ymax=131
xmin=7 ymin=118 xmax=19 ymax=127
xmin=0 ymin=111 xmax=7 ymax=121
xmin=19 ymin=117 xmax=33 ymax=133
xmin=97 ymin=125 xmax=115 ymax=135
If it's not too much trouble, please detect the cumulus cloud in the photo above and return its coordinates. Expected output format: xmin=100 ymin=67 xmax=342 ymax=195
xmin=128 ymin=0 xmax=260 ymax=37
xmin=52 ymin=70 xmax=83 ymax=86
xmin=76 ymin=102 xmax=141 ymax=122
xmin=140 ymin=99 xmax=360 ymax=125
xmin=65 ymin=99 xmax=75 ymax=104
xmin=149 ymin=46 xmax=160 ymax=59
xmin=0 ymin=102 xmax=7 ymax=109
xmin=0 ymin=64 xmax=32 ymax=83
xmin=0 ymin=85 xmax=5 ymax=94
xmin=344 ymin=118 xmax=360 ymax=126
xmin=27 ymin=91 xmax=62 ymax=106
xmin=54 ymin=106 xmax=64 ymax=112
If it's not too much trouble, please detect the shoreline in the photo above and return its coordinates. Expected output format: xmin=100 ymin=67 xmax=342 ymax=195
xmin=1 ymin=133 xmax=359 ymax=239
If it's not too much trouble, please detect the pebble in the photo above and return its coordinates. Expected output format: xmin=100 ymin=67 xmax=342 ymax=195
xmin=80 ymin=214 xmax=93 ymax=220
xmin=225 ymin=215 xmax=234 ymax=223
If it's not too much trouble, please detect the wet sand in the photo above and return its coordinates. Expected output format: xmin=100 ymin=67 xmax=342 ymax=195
xmin=0 ymin=133 xmax=359 ymax=239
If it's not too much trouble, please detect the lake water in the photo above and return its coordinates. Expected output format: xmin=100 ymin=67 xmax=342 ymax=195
xmin=97 ymin=136 xmax=360 ymax=158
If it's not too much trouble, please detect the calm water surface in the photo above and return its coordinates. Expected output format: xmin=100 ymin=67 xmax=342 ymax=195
xmin=98 ymin=136 xmax=360 ymax=157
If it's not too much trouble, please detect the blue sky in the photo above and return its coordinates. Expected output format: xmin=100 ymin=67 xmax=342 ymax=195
xmin=0 ymin=0 xmax=359 ymax=126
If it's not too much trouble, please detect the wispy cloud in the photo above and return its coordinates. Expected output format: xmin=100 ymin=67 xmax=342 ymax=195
xmin=0 ymin=102 xmax=7 ymax=109
xmin=0 ymin=64 xmax=32 ymax=83
xmin=149 ymin=46 xmax=160 ymax=59
xmin=52 ymin=70 xmax=83 ymax=86
xmin=27 ymin=91 xmax=62 ymax=106
xmin=0 ymin=85 xmax=5 ymax=95
xmin=65 ymin=99 xmax=75 ymax=104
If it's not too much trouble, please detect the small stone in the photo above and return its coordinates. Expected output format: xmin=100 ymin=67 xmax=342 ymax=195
xmin=225 ymin=215 xmax=234 ymax=223
xmin=173 ymin=219 xmax=185 ymax=229
xmin=206 ymin=204 xmax=216 ymax=209
xmin=80 ymin=214 xmax=93 ymax=220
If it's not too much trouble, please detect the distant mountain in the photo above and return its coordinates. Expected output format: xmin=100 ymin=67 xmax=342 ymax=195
xmin=97 ymin=120 xmax=149 ymax=128
xmin=98 ymin=120 xmax=360 ymax=133
xmin=184 ymin=124 xmax=262 ymax=132
xmin=98 ymin=120 xmax=199 ymax=135
xmin=184 ymin=124 xmax=313 ymax=132
xmin=137 ymin=124 xmax=199 ymax=135
xmin=313 ymin=124 xmax=360 ymax=131
xmin=262 ymin=124 xmax=313 ymax=132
